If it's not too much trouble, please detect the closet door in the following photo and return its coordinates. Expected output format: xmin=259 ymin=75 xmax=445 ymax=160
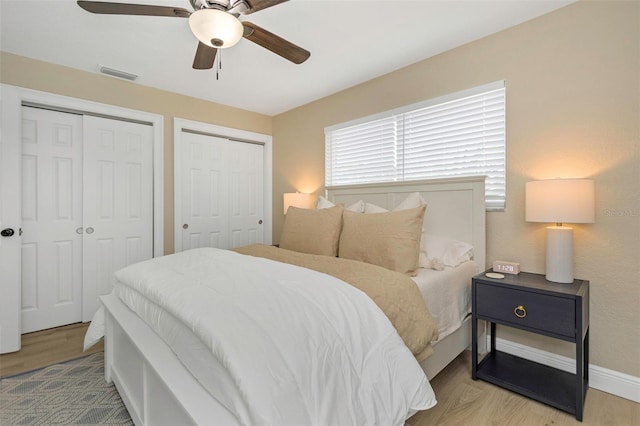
xmin=179 ymin=132 xmax=264 ymax=251
xmin=82 ymin=116 xmax=153 ymax=321
xmin=180 ymin=132 xmax=229 ymax=250
xmin=20 ymin=107 xmax=84 ymax=333
xmin=228 ymin=141 xmax=264 ymax=248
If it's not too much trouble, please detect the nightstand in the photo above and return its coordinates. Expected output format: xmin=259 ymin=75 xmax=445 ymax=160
xmin=471 ymin=270 xmax=589 ymax=421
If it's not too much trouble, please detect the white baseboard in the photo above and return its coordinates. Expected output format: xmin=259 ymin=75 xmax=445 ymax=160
xmin=489 ymin=336 xmax=640 ymax=403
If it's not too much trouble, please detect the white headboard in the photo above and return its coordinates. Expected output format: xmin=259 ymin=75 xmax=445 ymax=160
xmin=326 ymin=176 xmax=486 ymax=271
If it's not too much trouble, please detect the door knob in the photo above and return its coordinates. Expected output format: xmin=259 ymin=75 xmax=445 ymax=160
xmin=1 ymin=228 xmax=15 ymax=237
xmin=182 ymin=224 xmax=189 ymax=229
xmin=86 ymin=227 xmax=94 ymax=234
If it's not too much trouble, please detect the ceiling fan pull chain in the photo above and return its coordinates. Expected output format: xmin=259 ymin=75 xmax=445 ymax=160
xmin=216 ymin=49 xmax=222 ymax=81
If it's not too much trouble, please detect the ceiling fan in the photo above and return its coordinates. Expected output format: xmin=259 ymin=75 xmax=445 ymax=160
xmin=76 ymin=0 xmax=310 ymax=71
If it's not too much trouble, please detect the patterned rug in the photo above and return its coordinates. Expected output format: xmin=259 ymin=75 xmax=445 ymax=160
xmin=0 ymin=352 xmax=132 ymax=425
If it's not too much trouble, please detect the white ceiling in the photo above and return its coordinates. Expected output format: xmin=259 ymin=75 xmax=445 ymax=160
xmin=1 ymin=0 xmax=574 ymax=116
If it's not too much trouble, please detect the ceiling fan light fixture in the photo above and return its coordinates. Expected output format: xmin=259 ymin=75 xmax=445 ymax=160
xmin=189 ymin=9 xmax=243 ymax=49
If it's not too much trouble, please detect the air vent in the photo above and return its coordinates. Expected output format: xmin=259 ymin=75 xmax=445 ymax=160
xmin=99 ymin=65 xmax=138 ymax=81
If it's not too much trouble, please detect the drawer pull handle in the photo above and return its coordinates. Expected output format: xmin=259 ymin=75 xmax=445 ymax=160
xmin=514 ymin=305 xmax=527 ymax=318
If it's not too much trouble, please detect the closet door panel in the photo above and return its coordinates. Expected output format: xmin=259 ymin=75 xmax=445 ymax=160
xmin=180 ymin=132 xmax=229 ymax=250
xmin=228 ymin=141 xmax=264 ymax=248
xmin=20 ymin=107 xmax=83 ymax=333
xmin=82 ymin=116 xmax=153 ymax=321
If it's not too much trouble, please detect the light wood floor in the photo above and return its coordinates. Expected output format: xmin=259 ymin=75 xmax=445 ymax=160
xmin=0 ymin=322 xmax=103 ymax=377
xmin=1 ymin=325 xmax=638 ymax=425
xmin=408 ymin=350 xmax=640 ymax=425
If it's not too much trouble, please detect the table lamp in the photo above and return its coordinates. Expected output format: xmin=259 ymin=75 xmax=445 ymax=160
xmin=283 ymin=192 xmax=312 ymax=214
xmin=525 ymin=179 xmax=594 ymax=283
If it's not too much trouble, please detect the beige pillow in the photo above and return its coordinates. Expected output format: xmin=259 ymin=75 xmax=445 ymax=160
xmin=339 ymin=205 xmax=427 ymax=276
xmin=279 ymin=204 xmax=344 ymax=256
xmin=362 ymin=192 xmax=430 ymax=268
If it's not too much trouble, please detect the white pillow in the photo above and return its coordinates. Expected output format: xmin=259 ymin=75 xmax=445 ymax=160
xmin=423 ymin=234 xmax=474 ymax=269
xmin=363 ymin=191 xmax=425 ymax=213
xmin=395 ymin=192 xmax=426 ymax=210
xmin=315 ymin=195 xmax=335 ymax=209
xmin=316 ymin=196 xmax=365 ymax=213
xmin=363 ymin=202 xmax=388 ymax=213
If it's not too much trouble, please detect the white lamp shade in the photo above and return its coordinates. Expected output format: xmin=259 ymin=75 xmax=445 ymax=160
xmin=525 ymin=179 xmax=594 ymax=224
xmin=188 ymin=9 xmax=243 ymax=49
xmin=284 ymin=193 xmax=312 ymax=213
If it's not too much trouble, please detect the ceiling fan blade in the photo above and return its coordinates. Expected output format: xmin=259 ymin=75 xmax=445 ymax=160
xmin=77 ymin=1 xmax=191 ymax=18
xmin=242 ymin=22 xmax=310 ymax=64
xmin=244 ymin=0 xmax=289 ymax=14
xmin=193 ymin=42 xmax=217 ymax=70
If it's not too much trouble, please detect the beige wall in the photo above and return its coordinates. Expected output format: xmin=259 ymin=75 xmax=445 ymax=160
xmin=272 ymin=1 xmax=640 ymax=377
xmin=0 ymin=52 xmax=272 ymax=255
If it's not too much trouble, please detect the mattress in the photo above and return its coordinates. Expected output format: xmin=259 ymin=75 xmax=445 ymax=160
xmin=411 ymin=260 xmax=477 ymax=343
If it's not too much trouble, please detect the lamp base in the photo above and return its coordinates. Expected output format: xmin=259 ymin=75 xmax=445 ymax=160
xmin=545 ymin=226 xmax=574 ymax=283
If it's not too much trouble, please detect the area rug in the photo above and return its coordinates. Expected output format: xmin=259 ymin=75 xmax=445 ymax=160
xmin=0 ymin=352 xmax=132 ymax=425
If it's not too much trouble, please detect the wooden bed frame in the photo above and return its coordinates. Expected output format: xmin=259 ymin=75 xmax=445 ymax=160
xmin=101 ymin=177 xmax=487 ymax=425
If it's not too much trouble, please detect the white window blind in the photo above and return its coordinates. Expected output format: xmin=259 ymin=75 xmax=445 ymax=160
xmin=325 ymin=81 xmax=506 ymax=210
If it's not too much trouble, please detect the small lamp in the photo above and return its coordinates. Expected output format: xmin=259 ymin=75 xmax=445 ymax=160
xmin=525 ymin=179 xmax=594 ymax=283
xmin=283 ymin=193 xmax=312 ymax=214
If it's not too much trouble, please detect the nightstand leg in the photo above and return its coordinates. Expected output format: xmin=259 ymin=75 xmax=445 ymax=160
xmin=490 ymin=322 xmax=496 ymax=353
xmin=575 ymin=325 xmax=590 ymax=421
xmin=576 ymin=336 xmax=583 ymax=421
xmin=584 ymin=329 xmax=590 ymax=384
xmin=472 ymin=315 xmax=478 ymax=380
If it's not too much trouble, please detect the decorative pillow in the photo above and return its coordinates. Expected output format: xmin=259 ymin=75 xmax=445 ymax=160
xmin=339 ymin=205 xmax=426 ymax=276
xmin=362 ymin=192 xmax=431 ymax=268
xmin=315 ymin=196 xmax=365 ymax=213
xmin=280 ymin=204 xmax=344 ymax=256
xmin=423 ymin=234 xmax=474 ymax=269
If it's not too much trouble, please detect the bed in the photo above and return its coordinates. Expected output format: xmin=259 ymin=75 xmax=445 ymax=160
xmin=326 ymin=177 xmax=486 ymax=379
xmin=92 ymin=176 xmax=486 ymax=425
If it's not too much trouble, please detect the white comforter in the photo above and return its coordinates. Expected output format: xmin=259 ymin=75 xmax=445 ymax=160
xmin=109 ymin=247 xmax=436 ymax=425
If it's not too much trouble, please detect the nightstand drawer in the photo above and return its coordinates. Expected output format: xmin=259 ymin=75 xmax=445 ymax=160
xmin=475 ymin=283 xmax=576 ymax=338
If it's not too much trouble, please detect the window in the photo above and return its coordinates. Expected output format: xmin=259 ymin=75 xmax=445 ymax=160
xmin=325 ymin=81 xmax=506 ymax=210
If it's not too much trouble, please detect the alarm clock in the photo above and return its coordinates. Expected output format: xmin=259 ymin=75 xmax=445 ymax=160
xmin=493 ymin=260 xmax=520 ymax=275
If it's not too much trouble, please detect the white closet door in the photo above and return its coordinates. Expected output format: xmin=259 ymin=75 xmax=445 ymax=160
xmin=82 ymin=115 xmax=153 ymax=321
xmin=180 ymin=132 xmax=264 ymax=251
xmin=20 ymin=107 xmax=83 ymax=333
xmin=180 ymin=132 xmax=229 ymax=250
xmin=228 ymin=141 xmax=264 ymax=248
